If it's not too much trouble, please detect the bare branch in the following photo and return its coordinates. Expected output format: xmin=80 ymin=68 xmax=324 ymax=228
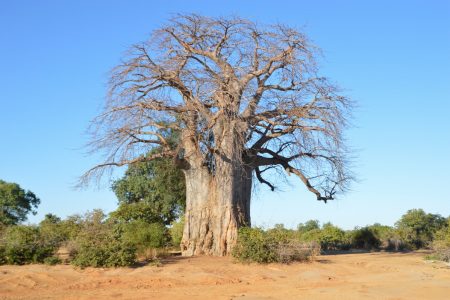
xmin=83 ymin=14 xmax=352 ymax=203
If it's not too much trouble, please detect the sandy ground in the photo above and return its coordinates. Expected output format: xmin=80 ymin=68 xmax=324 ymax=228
xmin=1 ymin=251 xmax=449 ymax=300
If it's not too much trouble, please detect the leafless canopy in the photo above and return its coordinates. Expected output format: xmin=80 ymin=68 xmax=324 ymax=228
xmin=85 ymin=14 xmax=352 ymax=202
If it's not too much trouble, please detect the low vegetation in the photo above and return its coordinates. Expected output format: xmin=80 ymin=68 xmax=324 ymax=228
xmin=232 ymin=209 xmax=449 ymax=264
xmin=428 ymin=218 xmax=450 ymax=262
xmin=0 ymin=209 xmax=179 ymax=267
xmin=1 ymin=207 xmax=449 ymax=266
xmin=232 ymin=226 xmax=320 ymax=263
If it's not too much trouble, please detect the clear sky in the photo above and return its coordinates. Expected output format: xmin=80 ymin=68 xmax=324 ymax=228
xmin=1 ymin=0 xmax=449 ymax=229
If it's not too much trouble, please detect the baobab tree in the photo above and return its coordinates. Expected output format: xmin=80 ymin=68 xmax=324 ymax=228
xmin=84 ymin=14 xmax=352 ymax=256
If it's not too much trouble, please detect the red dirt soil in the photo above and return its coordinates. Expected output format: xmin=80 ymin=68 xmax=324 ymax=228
xmin=1 ymin=251 xmax=449 ymax=299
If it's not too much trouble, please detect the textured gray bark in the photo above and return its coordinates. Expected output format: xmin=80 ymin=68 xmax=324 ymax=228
xmin=180 ymin=122 xmax=252 ymax=256
xmin=181 ymin=164 xmax=252 ymax=256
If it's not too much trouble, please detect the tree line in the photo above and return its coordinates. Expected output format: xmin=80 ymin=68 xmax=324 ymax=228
xmin=1 ymin=178 xmax=449 ymax=266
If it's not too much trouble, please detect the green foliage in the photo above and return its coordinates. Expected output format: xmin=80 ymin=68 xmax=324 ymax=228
xmin=169 ymin=216 xmax=184 ymax=248
xmin=43 ymin=256 xmax=61 ymax=265
xmin=396 ymin=209 xmax=446 ymax=249
xmin=39 ymin=214 xmax=68 ymax=249
xmin=121 ymin=220 xmax=168 ymax=255
xmin=317 ymin=223 xmax=351 ymax=250
xmin=232 ymin=227 xmax=319 ymax=264
xmin=434 ymin=220 xmax=450 ymax=247
xmin=351 ymin=227 xmax=381 ymax=249
xmin=232 ymin=227 xmax=275 ymax=263
xmin=70 ymin=210 xmax=136 ymax=268
xmin=0 ymin=180 xmax=40 ymax=225
xmin=365 ymin=223 xmax=406 ymax=251
xmin=0 ymin=225 xmax=54 ymax=264
xmin=297 ymin=222 xmax=352 ymax=251
xmin=111 ymin=142 xmax=185 ymax=225
xmin=297 ymin=220 xmax=320 ymax=233
xmin=431 ymin=219 xmax=450 ymax=262
xmin=110 ymin=202 xmax=170 ymax=224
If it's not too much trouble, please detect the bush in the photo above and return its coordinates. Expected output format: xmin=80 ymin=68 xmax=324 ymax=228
xmin=275 ymin=241 xmax=320 ymax=264
xmin=431 ymin=220 xmax=450 ymax=262
xmin=39 ymin=214 xmax=68 ymax=249
xmin=318 ymin=223 xmax=351 ymax=251
xmin=169 ymin=216 xmax=184 ymax=249
xmin=121 ymin=220 xmax=168 ymax=259
xmin=110 ymin=202 xmax=168 ymax=225
xmin=297 ymin=220 xmax=320 ymax=233
xmin=232 ymin=227 xmax=276 ymax=263
xmin=0 ymin=225 xmax=54 ymax=264
xmin=367 ymin=224 xmax=407 ymax=251
xmin=71 ymin=236 xmax=136 ymax=268
xmin=351 ymin=227 xmax=381 ymax=249
xmin=43 ymin=256 xmax=61 ymax=265
xmin=297 ymin=222 xmax=351 ymax=251
xmin=232 ymin=227 xmax=319 ymax=264
xmin=70 ymin=210 xmax=136 ymax=268
xmin=396 ymin=209 xmax=446 ymax=249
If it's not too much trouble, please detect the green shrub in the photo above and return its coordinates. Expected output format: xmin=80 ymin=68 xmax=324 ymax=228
xmin=121 ymin=220 xmax=168 ymax=258
xmin=232 ymin=227 xmax=319 ymax=264
xmin=299 ymin=228 xmax=322 ymax=243
xmin=297 ymin=220 xmax=320 ymax=233
xmin=431 ymin=220 xmax=450 ymax=262
xmin=0 ymin=225 xmax=54 ymax=264
xmin=71 ymin=236 xmax=136 ymax=268
xmin=297 ymin=222 xmax=350 ymax=251
xmin=70 ymin=210 xmax=136 ymax=268
xmin=0 ymin=245 xmax=5 ymax=264
xmin=110 ymin=202 xmax=168 ymax=224
xmin=43 ymin=256 xmax=61 ymax=265
xmin=364 ymin=224 xmax=406 ymax=251
xmin=318 ymin=223 xmax=351 ymax=251
xmin=169 ymin=216 xmax=184 ymax=249
xmin=396 ymin=209 xmax=446 ymax=249
xmin=232 ymin=227 xmax=276 ymax=263
xmin=351 ymin=227 xmax=381 ymax=249
xmin=39 ymin=214 xmax=68 ymax=249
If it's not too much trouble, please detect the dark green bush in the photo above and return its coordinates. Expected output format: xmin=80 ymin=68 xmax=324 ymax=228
xmin=70 ymin=210 xmax=136 ymax=268
xmin=71 ymin=237 xmax=136 ymax=268
xmin=0 ymin=225 xmax=54 ymax=264
xmin=366 ymin=224 xmax=407 ymax=251
xmin=396 ymin=209 xmax=446 ymax=249
xmin=43 ymin=256 xmax=61 ymax=265
xmin=121 ymin=220 xmax=168 ymax=258
xmin=232 ymin=227 xmax=319 ymax=264
xmin=351 ymin=227 xmax=381 ymax=249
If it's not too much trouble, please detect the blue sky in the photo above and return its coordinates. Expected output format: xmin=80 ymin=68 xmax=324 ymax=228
xmin=1 ymin=0 xmax=449 ymax=229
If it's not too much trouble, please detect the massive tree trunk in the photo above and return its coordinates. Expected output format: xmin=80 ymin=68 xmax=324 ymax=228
xmin=180 ymin=121 xmax=252 ymax=256
xmin=181 ymin=164 xmax=252 ymax=256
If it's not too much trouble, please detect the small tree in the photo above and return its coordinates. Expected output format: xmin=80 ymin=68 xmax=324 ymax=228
xmin=297 ymin=220 xmax=320 ymax=233
xmin=396 ymin=209 xmax=446 ymax=249
xmin=0 ymin=180 xmax=40 ymax=226
xmin=112 ymin=135 xmax=185 ymax=225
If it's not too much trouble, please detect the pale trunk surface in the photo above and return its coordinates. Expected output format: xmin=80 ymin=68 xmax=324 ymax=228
xmin=181 ymin=122 xmax=252 ymax=256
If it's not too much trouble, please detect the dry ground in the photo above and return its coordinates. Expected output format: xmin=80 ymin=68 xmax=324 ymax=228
xmin=1 ymin=251 xmax=449 ymax=300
